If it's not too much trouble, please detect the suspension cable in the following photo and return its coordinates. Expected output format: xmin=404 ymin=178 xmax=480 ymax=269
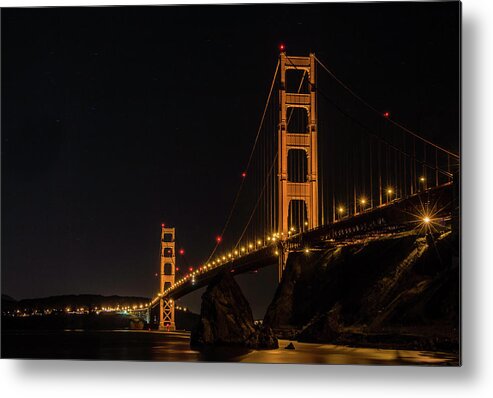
xmin=313 ymin=54 xmax=459 ymax=160
xmin=284 ymin=55 xmax=452 ymax=177
xmin=204 ymin=60 xmax=280 ymax=265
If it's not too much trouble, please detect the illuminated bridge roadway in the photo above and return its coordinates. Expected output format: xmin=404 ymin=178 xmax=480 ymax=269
xmin=151 ymin=182 xmax=455 ymax=305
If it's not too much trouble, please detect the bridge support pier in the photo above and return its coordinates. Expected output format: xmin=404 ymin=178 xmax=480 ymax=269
xmin=278 ymin=245 xmax=289 ymax=282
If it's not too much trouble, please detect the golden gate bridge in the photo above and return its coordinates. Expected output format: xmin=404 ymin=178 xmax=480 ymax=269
xmin=146 ymin=48 xmax=460 ymax=331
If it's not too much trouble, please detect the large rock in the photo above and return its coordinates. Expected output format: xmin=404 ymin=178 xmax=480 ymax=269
xmin=190 ymin=271 xmax=278 ymax=350
xmin=263 ymin=248 xmax=330 ymax=331
xmin=265 ymin=232 xmax=459 ymax=352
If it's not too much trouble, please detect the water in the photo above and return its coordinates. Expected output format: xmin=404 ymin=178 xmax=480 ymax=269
xmin=1 ymin=330 xmax=458 ymax=365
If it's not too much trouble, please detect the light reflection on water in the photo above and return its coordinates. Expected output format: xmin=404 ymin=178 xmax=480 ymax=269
xmin=240 ymin=340 xmax=458 ymax=365
xmin=2 ymin=330 xmax=458 ymax=365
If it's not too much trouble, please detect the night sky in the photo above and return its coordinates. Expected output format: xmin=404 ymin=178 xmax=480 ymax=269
xmin=1 ymin=2 xmax=460 ymax=317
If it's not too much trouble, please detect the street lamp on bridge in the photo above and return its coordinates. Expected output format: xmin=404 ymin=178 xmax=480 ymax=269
xmin=359 ymin=197 xmax=367 ymax=213
xmin=337 ymin=206 xmax=345 ymax=220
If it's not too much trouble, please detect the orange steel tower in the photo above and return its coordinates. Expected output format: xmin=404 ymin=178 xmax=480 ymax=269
xmin=277 ymin=52 xmax=319 ymax=281
xmin=159 ymin=225 xmax=176 ymax=331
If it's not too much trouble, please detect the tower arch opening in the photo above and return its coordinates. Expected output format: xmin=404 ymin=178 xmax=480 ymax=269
xmin=288 ymin=149 xmax=308 ymax=182
xmin=288 ymin=199 xmax=308 ymax=232
xmin=286 ymin=107 xmax=309 ymax=134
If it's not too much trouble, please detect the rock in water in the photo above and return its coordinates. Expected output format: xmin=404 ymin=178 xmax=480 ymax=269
xmin=190 ymin=271 xmax=278 ymax=350
xmin=285 ymin=342 xmax=295 ymax=350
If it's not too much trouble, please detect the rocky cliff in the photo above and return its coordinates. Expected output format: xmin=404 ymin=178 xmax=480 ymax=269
xmin=264 ymin=231 xmax=459 ymax=352
xmin=191 ymin=270 xmax=278 ymax=350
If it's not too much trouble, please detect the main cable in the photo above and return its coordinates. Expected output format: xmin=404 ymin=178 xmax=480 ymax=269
xmin=204 ymin=60 xmax=280 ymax=265
xmin=313 ymin=54 xmax=459 ymax=160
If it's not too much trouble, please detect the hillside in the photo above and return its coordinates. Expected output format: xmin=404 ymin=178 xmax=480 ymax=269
xmin=264 ymin=230 xmax=459 ymax=352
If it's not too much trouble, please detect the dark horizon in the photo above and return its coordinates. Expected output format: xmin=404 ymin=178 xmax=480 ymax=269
xmin=1 ymin=2 xmax=460 ymax=317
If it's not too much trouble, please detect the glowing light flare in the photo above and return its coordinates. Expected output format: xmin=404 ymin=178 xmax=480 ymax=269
xmin=383 ymin=111 xmax=390 ymax=118
xmin=338 ymin=206 xmax=344 ymax=214
xmin=179 ymin=249 xmax=185 ymax=255
xmin=279 ymin=43 xmax=285 ymax=51
xmin=241 ymin=172 xmax=247 ymax=178
xmin=403 ymin=197 xmax=447 ymax=236
xmin=216 ymin=236 xmax=222 ymax=243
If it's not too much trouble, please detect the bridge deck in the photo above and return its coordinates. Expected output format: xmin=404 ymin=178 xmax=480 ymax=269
xmin=150 ymin=183 xmax=454 ymax=305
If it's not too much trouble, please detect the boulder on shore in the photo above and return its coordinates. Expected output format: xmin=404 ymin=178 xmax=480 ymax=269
xmin=190 ymin=271 xmax=278 ymax=350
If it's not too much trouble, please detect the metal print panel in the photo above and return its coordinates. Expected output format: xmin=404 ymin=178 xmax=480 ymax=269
xmin=1 ymin=1 xmax=461 ymax=365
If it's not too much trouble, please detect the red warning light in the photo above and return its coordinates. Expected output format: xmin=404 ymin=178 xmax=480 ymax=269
xmin=161 ymin=223 xmax=165 ymax=227
xmin=383 ymin=111 xmax=390 ymax=118
xmin=179 ymin=249 xmax=185 ymax=255
xmin=175 ymin=267 xmax=179 ymax=271
xmin=241 ymin=172 xmax=247 ymax=178
xmin=216 ymin=236 xmax=222 ymax=243
xmin=189 ymin=267 xmax=193 ymax=272
xmin=279 ymin=43 xmax=285 ymax=52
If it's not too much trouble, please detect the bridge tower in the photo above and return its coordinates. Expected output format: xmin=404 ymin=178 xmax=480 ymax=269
xmin=159 ymin=225 xmax=176 ymax=331
xmin=278 ymin=52 xmax=319 ymax=281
